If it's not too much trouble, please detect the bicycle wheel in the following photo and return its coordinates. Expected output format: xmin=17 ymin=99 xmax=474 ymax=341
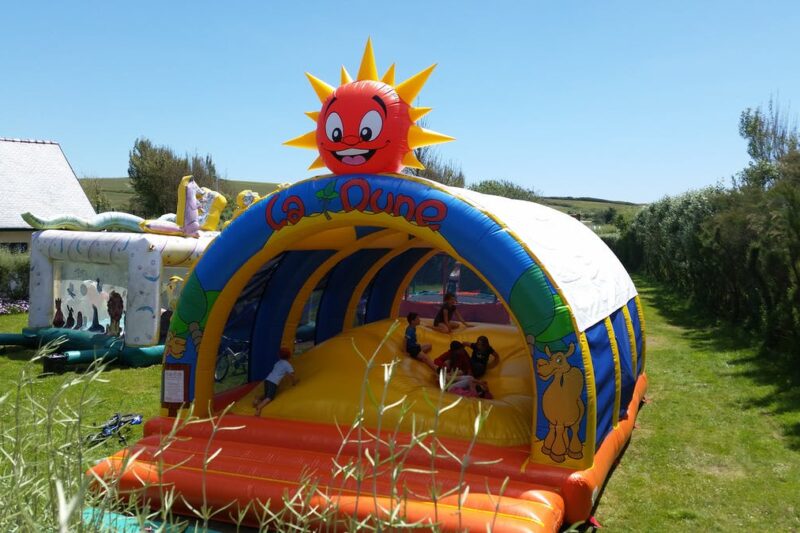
xmin=84 ymin=431 xmax=108 ymax=448
xmin=214 ymin=355 xmax=230 ymax=382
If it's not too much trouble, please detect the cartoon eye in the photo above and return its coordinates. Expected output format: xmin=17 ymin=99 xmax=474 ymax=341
xmin=359 ymin=110 xmax=383 ymax=141
xmin=325 ymin=113 xmax=343 ymax=142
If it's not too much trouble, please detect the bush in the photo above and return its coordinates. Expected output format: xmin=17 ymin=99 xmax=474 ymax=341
xmin=618 ymin=176 xmax=800 ymax=352
xmin=468 ymin=179 xmax=540 ymax=202
xmin=0 ymin=248 xmax=29 ymax=300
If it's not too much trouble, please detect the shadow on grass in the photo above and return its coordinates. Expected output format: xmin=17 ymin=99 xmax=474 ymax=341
xmin=634 ymin=275 xmax=800 ymax=450
xmin=0 ymin=345 xmax=38 ymax=362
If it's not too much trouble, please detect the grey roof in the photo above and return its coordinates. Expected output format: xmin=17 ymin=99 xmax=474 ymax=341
xmin=0 ymin=138 xmax=96 ymax=229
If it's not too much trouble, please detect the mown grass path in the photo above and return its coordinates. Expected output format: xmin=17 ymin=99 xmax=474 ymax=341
xmin=597 ymin=278 xmax=800 ymax=531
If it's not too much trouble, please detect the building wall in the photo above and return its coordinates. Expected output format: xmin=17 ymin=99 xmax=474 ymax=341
xmin=0 ymin=230 xmax=32 ymax=250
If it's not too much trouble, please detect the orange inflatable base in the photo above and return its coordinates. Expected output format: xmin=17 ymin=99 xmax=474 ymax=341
xmin=88 ymin=374 xmax=647 ymax=532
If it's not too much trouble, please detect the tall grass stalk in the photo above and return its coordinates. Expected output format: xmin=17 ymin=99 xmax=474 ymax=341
xmin=1 ymin=322 xmax=504 ymax=531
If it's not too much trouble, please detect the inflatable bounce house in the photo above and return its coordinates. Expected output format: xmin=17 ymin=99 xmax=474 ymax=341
xmin=90 ymin=41 xmax=647 ymax=531
xmin=0 ymin=177 xmax=227 ymax=369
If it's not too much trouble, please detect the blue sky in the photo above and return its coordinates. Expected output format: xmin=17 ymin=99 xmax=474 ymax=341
xmin=2 ymin=1 xmax=798 ymax=203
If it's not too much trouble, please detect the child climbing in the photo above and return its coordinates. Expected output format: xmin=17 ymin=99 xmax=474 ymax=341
xmin=254 ymin=347 xmax=298 ymax=416
xmin=405 ymin=312 xmax=437 ymax=371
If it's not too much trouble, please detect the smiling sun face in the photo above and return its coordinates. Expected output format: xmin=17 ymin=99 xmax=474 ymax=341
xmin=285 ymin=39 xmax=454 ymax=175
xmin=318 ymin=81 xmax=410 ymax=174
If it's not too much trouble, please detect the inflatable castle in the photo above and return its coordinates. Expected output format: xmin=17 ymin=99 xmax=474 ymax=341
xmin=0 ymin=176 xmax=229 ymax=368
xmin=89 ymin=40 xmax=647 ymax=531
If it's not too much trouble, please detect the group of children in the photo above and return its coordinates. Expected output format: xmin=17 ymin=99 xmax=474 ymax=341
xmin=405 ymin=293 xmax=500 ymax=399
xmin=252 ymin=292 xmax=498 ymax=415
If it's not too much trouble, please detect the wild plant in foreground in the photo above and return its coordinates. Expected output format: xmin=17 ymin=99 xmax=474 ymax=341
xmin=1 ymin=322 xmax=509 ymax=532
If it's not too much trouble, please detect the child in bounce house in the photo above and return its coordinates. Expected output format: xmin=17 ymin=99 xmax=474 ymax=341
xmin=405 ymin=312 xmax=437 ymax=371
xmin=468 ymin=335 xmax=500 ymax=378
xmin=434 ymin=341 xmax=493 ymax=399
xmin=253 ymin=348 xmax=299 ymax=416
xmin=433 ymin=293 xmax=471 ymax=333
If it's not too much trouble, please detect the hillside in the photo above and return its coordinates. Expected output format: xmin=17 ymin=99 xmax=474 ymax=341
xmin=540 ymin=196 xmax=643 ymax=222
xmin=79 ymin=177 xmax=280 ymax=212
xmin=80 ymin=178 xmax=643 ymax=231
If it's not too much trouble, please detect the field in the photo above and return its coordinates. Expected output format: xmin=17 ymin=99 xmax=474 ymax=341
xmin=1 ymin=275 xmax=798 ymax=530
xmin=541 ymin=197 xmax=643 ymax=237
xmin=542 ymin=196 xmax=642 ymax=220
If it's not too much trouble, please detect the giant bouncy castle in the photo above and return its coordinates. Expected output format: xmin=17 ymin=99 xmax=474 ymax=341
xmin=90 ymin=40 xmax=647 ymax=531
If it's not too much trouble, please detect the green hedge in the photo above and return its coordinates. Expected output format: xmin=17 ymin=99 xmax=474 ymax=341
xmin=0 ymin=249 xmax=30 ymax=300
xmin=616 ymin=174 xmax=800 ymax=352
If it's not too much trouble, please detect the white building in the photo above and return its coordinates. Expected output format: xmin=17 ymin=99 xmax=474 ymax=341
xmin=0 ymin=138 xmax=96 ymax=250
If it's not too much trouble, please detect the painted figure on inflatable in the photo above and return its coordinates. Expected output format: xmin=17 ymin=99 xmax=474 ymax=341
xmin=89 ymin=41 xmax=648 ymax=531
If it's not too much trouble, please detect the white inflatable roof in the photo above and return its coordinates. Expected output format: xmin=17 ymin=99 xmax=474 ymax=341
xmin=448 ymin=186 xmax=637 ymax=333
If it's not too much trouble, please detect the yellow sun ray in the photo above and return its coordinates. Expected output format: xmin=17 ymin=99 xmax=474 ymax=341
xmin=408 ymin=107 xmax=432 ymax=122
xmin=407 ymin=124 xmax=455 ymax=149
xmin=305 ymin=72 xmax=335 ymax=103
xmin=305 ymin=111 xmax=319 ymax=122
xmin=308 ymin=156 xmax=326 ymax=170
xmin=340 ymin=66 xmax=353 ymax=85
xmin=357 ymin=37 xmax=379 ymax=81
xmin=381 ymin=64 xmax=396 ymax=85
xmin=283 ymin=130 xmax=317 ymax=150
xmin=402 ymin=151 xmax=425 ymax=170
xmin=395 ymin=64 xmax=436 ymax=104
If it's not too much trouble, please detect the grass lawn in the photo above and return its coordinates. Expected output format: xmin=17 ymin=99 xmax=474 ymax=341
xmin=1 ymin=276 xmax=799 ymax=530
xmin=597 ymin=277 xmax=800 ymax=530
xmin=0 ymin=313 xmax=163 ymax=448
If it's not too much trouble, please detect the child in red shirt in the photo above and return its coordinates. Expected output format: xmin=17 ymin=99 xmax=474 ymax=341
xmin=434 ymin=341 xmax=473 ymax=376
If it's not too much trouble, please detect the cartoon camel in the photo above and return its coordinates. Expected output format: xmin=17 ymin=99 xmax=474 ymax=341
xmin=537 ymin=343 xmax=585 ymax=463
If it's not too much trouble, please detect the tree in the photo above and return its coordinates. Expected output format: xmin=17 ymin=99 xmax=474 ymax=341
xmin=405 ymin=146 xmax=466 ymax=187
xmin=468 ymin=179 xmax=540 ymax=202
xmin=739 ymin=97 xmax=799 ymax=164
xmin=402 ymin=118 xmax=465 ymax=187
xmin=83 ymin=177 xmax=112 ymax=212
xmin=615 ymin=97 xmax=800 ymax=353
xmin=602 ymin=206 xmax=618 ymax=224
xmin=127 ymin=138 xmax=220 ymax=216
xmin=737 ymin=97 xmax=799 ymax=190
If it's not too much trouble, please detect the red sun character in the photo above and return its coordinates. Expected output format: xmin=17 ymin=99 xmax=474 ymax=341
xmin=285 ymin=39 xmax=454 ymax=176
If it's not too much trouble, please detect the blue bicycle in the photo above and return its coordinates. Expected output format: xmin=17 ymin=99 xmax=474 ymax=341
xmin=84 ymin=413 xmax=143 ymax=447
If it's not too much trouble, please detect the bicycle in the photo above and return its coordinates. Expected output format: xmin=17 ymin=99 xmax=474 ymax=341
xmin=214 ymin=346 xmax=248 ymax=382
xmin=84 ymin=413 xmax=143 ymax=447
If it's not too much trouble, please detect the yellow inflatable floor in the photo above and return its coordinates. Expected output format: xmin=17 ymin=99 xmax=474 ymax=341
xmin=231 ymin=319 xmax=534 ymax=447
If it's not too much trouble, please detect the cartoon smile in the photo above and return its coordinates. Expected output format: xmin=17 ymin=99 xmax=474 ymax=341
xmin=332 ymin=147 xmax=376 ymax=165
